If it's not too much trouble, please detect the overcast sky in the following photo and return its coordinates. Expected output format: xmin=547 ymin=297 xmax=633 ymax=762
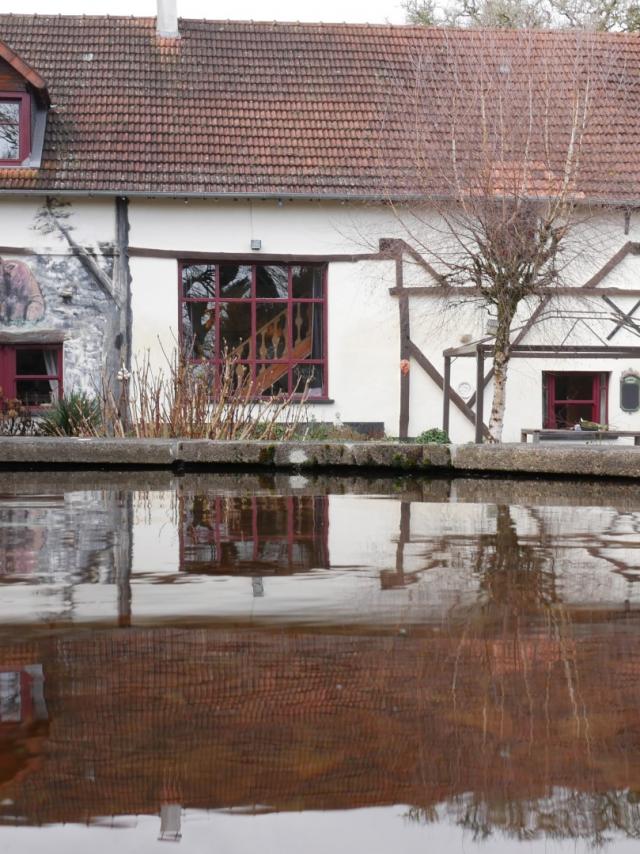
xmin=0 ymin=0 xmax=407 ymax=24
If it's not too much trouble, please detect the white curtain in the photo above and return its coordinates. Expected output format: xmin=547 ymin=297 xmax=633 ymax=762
xmin=43 ymin=349 xmax=59 ymax=402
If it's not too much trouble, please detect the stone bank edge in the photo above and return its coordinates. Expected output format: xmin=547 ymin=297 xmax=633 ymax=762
xmin=2 ymin=438 xmax=640 ymax=478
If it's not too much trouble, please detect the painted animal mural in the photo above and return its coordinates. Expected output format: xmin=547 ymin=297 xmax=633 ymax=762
xmin=0 ymin=258 xmax=45 ymax=323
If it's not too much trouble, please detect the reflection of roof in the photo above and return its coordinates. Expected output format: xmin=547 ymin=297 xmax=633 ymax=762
xmin=1 ymin=19 xmax=640 ymax=199
xmin=1 ymin=622 xmax=640 ymax=840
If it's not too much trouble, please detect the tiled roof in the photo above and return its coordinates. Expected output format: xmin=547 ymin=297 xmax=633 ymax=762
xmin=0 ymin=15 xmax=639 ymax=199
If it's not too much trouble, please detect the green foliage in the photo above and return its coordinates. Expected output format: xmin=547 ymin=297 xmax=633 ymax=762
xmin=39 ymin=391 xmax=102 ymax=437
xmin=301 ymin=417 xmax=371 ymax=441
xmin=415 ymin=427 xmax=450 ymax=444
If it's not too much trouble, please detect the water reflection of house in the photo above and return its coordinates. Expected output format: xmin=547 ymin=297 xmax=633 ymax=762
xmin=1 ymin=623 xmax=640 ymax=845
xmin=180 ymin=495 xmax=329 ymax=575
xmin=0 ymin=659 xmax=48 ymax=793
xmin=0 ymin=491 xmax=132 ymax=623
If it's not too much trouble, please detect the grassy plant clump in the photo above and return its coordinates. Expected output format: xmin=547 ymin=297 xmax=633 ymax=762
xmin=415 ymin=427 xmax=450 ymax=445
xmin=39 ymin=391 xmax=102 ymax=437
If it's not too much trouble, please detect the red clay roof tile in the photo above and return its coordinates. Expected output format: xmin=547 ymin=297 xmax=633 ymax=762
xmin=0 ymin=16 xmax=639 ymax=199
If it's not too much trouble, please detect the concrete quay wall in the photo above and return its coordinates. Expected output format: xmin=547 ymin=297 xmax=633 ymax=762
xmin=2 ymin=438 xmax=640 ymax=478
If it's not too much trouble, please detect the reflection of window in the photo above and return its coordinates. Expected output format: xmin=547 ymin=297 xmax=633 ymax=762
xmin=180 ymin=262 xmax=327 ymax=398
xmin=0 ymin=94 xmax=29 ymax=164
xmin=180 ymin=495 xmax=329 ymax=574
xmin=0 ymin=344 xmax=62 ymax=407
xmin=543 ymin=372 xmax=607 ymax=428
xmin=0 ymin=672 xmax=21 ymax=722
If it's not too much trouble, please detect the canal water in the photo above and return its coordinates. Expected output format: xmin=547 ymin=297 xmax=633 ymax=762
xmin=1 ymin=470 xmax=640 ymax=852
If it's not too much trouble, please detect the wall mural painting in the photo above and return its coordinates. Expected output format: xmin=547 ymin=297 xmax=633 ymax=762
xmin=0 ymin=257 xmax=45 ymax=324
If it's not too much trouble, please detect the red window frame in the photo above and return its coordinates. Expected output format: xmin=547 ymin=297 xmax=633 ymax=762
xmin=543 ymin=371 xmax=608 ymax=428
xmin=0 ymin=92 xmax=31 ymax=166
xmin=178 ymin=261 xmax=328 ymax=399
xmin=0 ymin=343 xmax=63 ymax=409
xmin=179 ymin=494 xmax=330 ymax=575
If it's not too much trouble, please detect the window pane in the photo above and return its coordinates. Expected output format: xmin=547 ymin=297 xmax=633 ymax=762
xmin=554 ymin=374 xmax=594 ymax=401
xmin=256 ymin=303 xmax=288 ymax=359
xmin=220 ymin=265 xmax=251 ymax=299
xmin=220 ymin=303 xmax=251 ymax=357
xmin=292 ymin=303 xmax=323 ymax=359
xmin=0 ymin=102 xmax=19 ymax=123
xmin=0 ymin=102 xmax=19 ymax=161
xmin=292 ymin=266 xmax=324 ymax=299
xmin=182 ymin=264 xmax=216 ymax=299
xmin=182 ymin=302 xmax=216 ymax=359
xmin=256 ymin=265 xmax=288 ymax=298
xmin=17 ymin=379 xmax=59 ymax=406
xmin=16 ymin=349 xmax=58 ymax=376
xmin=293 ymin=364 xmax=324 ymax=397
xmin=256 ymin=363 xmax=289 ymax=395
xmin=554 ymin=403 xmax=595 ymax=429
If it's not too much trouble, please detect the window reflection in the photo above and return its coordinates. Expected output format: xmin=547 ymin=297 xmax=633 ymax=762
xmin=181 ymin=495 xmax=329 ymax=574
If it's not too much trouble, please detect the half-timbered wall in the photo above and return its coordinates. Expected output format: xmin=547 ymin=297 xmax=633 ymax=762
xmin=2 ymin=195 xmax=640 ymax=442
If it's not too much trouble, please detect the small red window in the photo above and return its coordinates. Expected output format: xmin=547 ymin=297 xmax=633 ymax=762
xmin=0 ymin=93 xmax=30 ymax=165
xmin=543 ymin=372 xmax=608 ymax=428
xmin=0 ymin=344 xmax=63 ymax=408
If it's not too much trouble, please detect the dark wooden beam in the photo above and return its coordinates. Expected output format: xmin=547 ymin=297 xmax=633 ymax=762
xmin=452 ymin=344 xmax=640 ymax=358
xmin=443 ymin=355 xmax=451 ymax=436
xmin=582 ymin=242 xmax=640 ymax=290
xmin=130 ymin=247 xmax=387 ymax=263
xmin=475 ymin=346 xmax=485 ymax=444
xmin=390 ymin=286 xmax=640 ymax=298
xmin=604 ymin=296 xmax=640 ymax=341
xmin=398 ymin=256 xmax=410 ymax=440
xmin=408 ymin=339 xmax=490 ymax=437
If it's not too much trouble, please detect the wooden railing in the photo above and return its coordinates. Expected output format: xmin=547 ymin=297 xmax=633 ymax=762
xmin=229 ymin=304 xmax=314 ymax=394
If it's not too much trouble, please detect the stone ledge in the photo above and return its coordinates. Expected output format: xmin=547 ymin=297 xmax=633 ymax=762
xmin=450 ymin=443 xmax=640 ymax=479
xmin=1 ymin=438 xmax=640 ymax=478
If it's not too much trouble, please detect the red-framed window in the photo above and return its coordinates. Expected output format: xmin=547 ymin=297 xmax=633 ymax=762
xmin=0 ymin=93 xmax=30 ymax=165
xmin=543 ymin=372 xmax=608 ymax=428
xmin=179 ymin=262 xmax=327 ymax=398
xmin=180 ymin=494 xmax=330 ymax=574
xmin=0 ymin=343 xmax=62 ymax=407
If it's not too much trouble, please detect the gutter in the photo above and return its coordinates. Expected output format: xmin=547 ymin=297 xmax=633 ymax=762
xmin=0 ymin=188 xmax=637 ymax=208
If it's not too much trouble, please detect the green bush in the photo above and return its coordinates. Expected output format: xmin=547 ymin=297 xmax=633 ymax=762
xmin=415 ymin=427 xmax=450 ymax=445
xmin=38 ymin=391 xmax=102 ymax=437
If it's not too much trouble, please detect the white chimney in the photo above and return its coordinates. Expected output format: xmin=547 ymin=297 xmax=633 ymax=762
xmin=157 ymin=0 xmax=179 ymax=38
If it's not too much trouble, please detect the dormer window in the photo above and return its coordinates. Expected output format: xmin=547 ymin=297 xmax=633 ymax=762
xmin=0 ymin=94 xmax=29 ymax=163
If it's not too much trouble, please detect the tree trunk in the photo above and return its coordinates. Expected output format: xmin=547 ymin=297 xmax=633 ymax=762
xmin=487 ymin=303 xmax=515 ymax=442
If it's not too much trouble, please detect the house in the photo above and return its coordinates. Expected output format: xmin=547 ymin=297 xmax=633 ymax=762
xmin=2 ymin=2 xmax=640 ymax=441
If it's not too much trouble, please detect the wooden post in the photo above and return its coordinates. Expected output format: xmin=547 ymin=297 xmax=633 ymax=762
xmin=397 ymin=255 xmax=410 ymax=439
xmin=443 ymin=355 xmax=451 ymax=436
xmin=475 ymin=345 xmax=484 ymax=444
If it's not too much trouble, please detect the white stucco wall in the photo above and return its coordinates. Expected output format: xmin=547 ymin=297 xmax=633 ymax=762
xmin=4 ymin=195 xmax=640 ymax=441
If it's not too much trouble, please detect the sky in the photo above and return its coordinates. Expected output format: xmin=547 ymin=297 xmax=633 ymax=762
xmin=0 ymin=0 xmax=407 ymax=24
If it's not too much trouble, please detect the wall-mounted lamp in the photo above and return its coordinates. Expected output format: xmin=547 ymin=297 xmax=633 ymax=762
xmin=251 ymin=239 xmax=262 ymax=251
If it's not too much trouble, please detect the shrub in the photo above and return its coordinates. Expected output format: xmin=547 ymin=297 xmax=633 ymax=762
xmin=99 ymin=351 xmax=310 ymax=440
xmin=0 ymin=389 xmax=37 ymax=436
xmin=415 ymin=427 xmax=450 ymax=444
xmin=39 ymin=391 xmax=102 ymax=437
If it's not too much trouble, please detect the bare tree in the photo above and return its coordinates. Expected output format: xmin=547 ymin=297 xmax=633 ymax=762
xmin=379 ymin=29 xmax=628 ymax=440
xmin=403 ymin=0 xmax=640 ymax=30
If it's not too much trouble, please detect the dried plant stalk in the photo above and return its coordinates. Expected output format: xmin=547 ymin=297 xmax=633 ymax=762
xmin=99 ymin=351 xmax=310 ymax=440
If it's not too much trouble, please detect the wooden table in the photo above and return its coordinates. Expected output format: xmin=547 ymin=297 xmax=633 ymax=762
xmin=520 ymin=428 xmax=640 ymax=445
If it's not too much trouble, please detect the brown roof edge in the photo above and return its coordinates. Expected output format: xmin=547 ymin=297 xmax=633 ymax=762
xmin=0 ymin=38 xmax=50 ymax=106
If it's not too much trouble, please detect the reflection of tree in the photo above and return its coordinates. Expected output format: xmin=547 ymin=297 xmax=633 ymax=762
xmin=475 ymin=505 xmax=559 ymax=617
xmin=412 ymin=788 xmax=640 ymax=846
